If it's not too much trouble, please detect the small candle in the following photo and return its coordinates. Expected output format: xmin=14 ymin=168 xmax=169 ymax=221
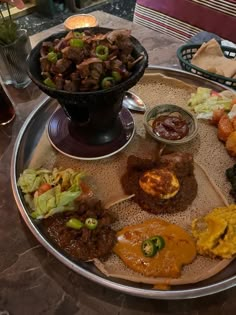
xmin=64 ymin=14 xmax=98 ymax=30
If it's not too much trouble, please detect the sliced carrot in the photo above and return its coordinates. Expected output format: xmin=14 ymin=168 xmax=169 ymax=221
xmin=217 ymin=114 xmax=234 ymax=142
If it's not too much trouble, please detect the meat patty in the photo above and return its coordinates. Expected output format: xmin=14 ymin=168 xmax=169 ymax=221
xmin=42 ymin=200 xmax=116 ymax=261
xmin=121 ymin=152 xmax=198 ymax=214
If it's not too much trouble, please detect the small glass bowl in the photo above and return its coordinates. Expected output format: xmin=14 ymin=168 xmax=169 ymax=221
xmin=64 ymin=14 xmax=98 ymax=30
xmin=143 ymin=104 xmax=198 ymax=145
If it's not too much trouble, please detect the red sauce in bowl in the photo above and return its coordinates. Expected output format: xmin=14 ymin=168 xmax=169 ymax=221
xmin=152 ymin=114 xmax=189 ymax=140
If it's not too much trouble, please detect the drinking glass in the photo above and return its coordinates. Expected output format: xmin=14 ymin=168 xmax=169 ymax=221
xmin=0 ymin=29 xmax=31 ymax=89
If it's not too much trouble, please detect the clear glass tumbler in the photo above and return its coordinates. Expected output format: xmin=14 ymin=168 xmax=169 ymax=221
xmin=0 ymin=29 xmax=31 ymax=89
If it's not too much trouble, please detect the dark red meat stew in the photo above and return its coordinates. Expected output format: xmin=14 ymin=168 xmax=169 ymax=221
xmin=43 ymin=200 xmax=116 ymax=261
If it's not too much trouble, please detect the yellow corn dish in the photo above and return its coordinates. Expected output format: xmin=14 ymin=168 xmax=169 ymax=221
xmin=192 ymin=205 xmax=236 ymax=259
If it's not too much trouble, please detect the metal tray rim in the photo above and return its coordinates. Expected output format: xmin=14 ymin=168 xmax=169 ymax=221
xmin=11 ymin=66 xmax=236 ymax=300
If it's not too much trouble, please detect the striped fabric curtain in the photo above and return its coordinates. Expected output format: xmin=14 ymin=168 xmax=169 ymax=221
xmin=133 ymin=0 xmax=236 ymax=42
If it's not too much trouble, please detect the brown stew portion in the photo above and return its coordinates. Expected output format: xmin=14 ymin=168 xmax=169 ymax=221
xmin=42 ymin=200 xmax=116 ymax=261
xmin=121 ymin=152 xmax=197 ymax=214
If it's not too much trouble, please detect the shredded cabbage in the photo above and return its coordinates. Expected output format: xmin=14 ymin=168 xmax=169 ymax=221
xmin=188 ymin=87 xmax=233 ymax=119
xmin=17 ymin=168 xmax=52 ymax=193
xmin=17 ymin=168 xmax=85 ymax=219
xmin=31 ymin=185 xmax=81 ymax=219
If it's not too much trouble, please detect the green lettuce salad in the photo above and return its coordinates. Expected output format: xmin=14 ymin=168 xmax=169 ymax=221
xmin=18 ymin=168 xmax=85 ymax=219
xmin=188 ymin=87 xmax=234 ymax=119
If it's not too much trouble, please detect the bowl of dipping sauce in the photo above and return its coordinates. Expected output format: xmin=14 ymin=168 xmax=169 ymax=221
xmin=144 ymin=104 xmax=198 ymax=145
xmin=64 ymin=14 xmax=98 ymax=30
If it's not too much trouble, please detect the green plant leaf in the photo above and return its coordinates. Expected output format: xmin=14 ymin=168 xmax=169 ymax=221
xmin=0 ymin=20 xmax=18 ymax=45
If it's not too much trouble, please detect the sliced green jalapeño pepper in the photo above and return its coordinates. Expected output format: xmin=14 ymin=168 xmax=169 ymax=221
xmin=96 ymin=45 xmax=109 ymax=61
xmin=47 ymin=51 xmax=58 ymax=63
xmin=66 ymin=218 xmax=84 ymax=230
xmin=43 ymin=77 xmax=56 ymax=89
xmin=101 ymin=77 xmax=115 ymax=89
xmin=141 ymin=235 xmax=165 ymax=257
xmin=149 ymin=235 xmax=165 ymax=251
xmin=69 ymin=38 xmax=84 ymax=48
xmin=141 ymin=239 xmax=157 ymax=257
xmin=85 ymin=217 xmax=98 ymax=230
xmin=112 ymin=70 xmax=122 ymax=82
xmin=73 ymin=31 xmax=83 ymax=38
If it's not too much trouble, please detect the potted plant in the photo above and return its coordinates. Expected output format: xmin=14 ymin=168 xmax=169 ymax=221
xmin=0 ymin=0 xmax=31 ymax=88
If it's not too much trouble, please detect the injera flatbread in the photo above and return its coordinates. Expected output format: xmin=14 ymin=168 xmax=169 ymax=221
xmin=28 ymin=72 xmax=235 ymax=286
xmin=191 ymin=39 xmax=236 ymax=79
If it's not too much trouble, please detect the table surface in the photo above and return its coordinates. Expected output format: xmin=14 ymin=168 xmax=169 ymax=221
xmin=0 ymin=10 xmax=235 ymax=315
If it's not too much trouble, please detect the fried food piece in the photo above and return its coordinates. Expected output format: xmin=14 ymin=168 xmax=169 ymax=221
xmin=211 ymin=108 xmax=225 ymax=126
xmin=192 ymin=205 xmax=236 ymax=259
xmin=231 ymin=116 xmax=236 ymax=131
xmin=114 ymin=218 xmax=196 ymax=278
xmin=217 ymin=114 xmax=233 ymax=142
xmin=226 ymin=131 xmax=236 ymax=157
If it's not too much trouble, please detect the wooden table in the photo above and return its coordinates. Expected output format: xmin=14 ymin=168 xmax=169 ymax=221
xmin=0 ymin=11 xmax=235 ymax=315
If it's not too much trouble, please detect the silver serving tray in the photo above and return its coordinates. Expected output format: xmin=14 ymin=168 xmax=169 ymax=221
xmin=11 ymin=66 xmax=236 ymax=299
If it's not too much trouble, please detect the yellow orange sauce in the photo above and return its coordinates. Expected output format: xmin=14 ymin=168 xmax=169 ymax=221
xmin=113 ymin=218 xmax=196 ymax=278
xmin=152 ymin=283 xmax=171 ymax=290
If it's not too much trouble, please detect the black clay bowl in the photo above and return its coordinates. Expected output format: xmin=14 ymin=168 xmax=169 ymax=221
xmin=27 ymin=27 xmax=148 ymax=145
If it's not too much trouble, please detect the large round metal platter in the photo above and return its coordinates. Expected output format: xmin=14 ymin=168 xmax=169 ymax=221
xmin=11 ymin=66 xmax=236 ymax=299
